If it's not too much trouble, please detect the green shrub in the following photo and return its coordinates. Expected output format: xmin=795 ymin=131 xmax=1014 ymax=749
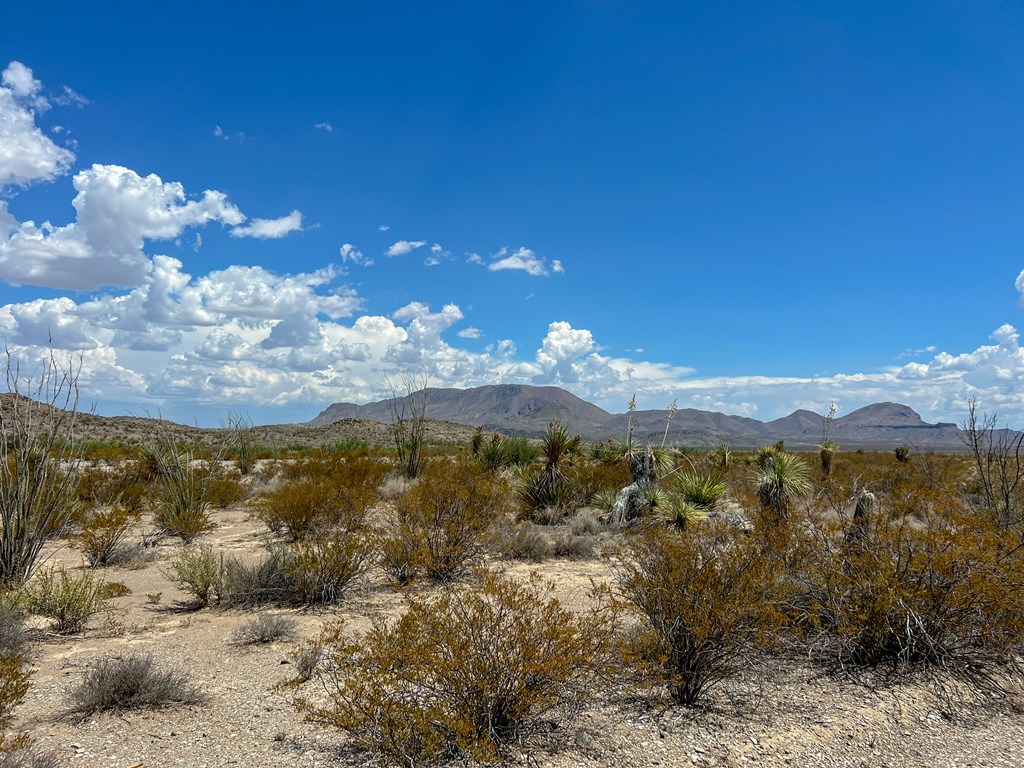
xmin=67 ymin=653 xmax=204 ymax=715
xmin=617 ymin=525 xmax=783 ymax=706
xmin=294 ymin=571 xmax=614 ymax=765
xmin=162 ymin=545 xmax=221 ymax=608
xmin=25 ymin=566 xmax=113 ymax=634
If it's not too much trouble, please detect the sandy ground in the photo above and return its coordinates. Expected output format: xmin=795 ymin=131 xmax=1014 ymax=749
xmin=11 ymin=502 xmax=1024 ymax=768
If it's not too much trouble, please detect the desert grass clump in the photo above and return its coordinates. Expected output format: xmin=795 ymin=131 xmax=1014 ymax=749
xmin=69 ymin=505 xmax=141 ymax=567
xmin=385 ymin=460 xmax=511 ymax=583
xmin=295 ymin=571 xmax=614 ymax=765
xmin=227 ymin=614 xmax=298 ymax=646
xmin=25 ymin=566 xmax=114 ymax=634
xmin=67 ymin=653 xmax=204 ymax=716
xmin=617 ymin=524 xmax=784 ymax=706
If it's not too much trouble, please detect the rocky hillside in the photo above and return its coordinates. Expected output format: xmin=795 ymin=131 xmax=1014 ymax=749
xmin=309 ymin=386 xmax=968 ymax=449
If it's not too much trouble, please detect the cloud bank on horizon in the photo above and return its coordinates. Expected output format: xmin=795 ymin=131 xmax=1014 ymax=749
xmin=1 ymin=60 xmax=1023 ymax=426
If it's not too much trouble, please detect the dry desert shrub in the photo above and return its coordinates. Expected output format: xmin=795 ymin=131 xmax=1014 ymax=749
xmin=258 ymin=454 xmax=385 ymax=540
xmin=795 ymin=505 xmax=1024 ymax=687
xmin=617 ymin=524 xmax=784 ymax=707
xmin=66 ymin=653 xmax=204 ymax=716
xmin=0 ymin=603 xmax=33 ymax=761
xmin=0 ymin=655 xmax=31 ymax=759
xmin=491 ymin=522 xmax=552 ymax=562
xmin=287 ymin=530 xmax=374 ymax=604
xmin=294 ymin=571 xmax=615 ymax=765
xmin=383 ymin=460 xmax=511 ymax=583
xmin=69 ymin=505 xmax=141 ymax=567
xmin=227 ymin=614 xmax=297 ymax=646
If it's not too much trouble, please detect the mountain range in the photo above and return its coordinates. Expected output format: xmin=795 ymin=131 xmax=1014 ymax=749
xmin=309 ymin=384 xmax=966 ymax=449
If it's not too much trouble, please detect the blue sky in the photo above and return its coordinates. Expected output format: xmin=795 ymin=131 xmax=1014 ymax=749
xmin=2 ymin=2 xmax=1024 ymax=426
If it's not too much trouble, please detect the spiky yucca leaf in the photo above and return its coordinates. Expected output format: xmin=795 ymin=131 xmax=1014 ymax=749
xmin=674 ymin=471 xmax=727 ymax=511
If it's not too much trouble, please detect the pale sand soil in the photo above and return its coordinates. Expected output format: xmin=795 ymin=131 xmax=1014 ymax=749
xmin=11 ymin=504 xmax=1024 ymax=768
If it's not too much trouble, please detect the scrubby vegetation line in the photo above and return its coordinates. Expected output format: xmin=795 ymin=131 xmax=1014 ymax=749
xmin=0 ymin=378 xmax=1022 ymax=765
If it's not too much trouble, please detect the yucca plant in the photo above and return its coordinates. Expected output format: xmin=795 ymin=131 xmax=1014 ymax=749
xmin=819 ymin=440 xmax=838 ymax=478
xmin=710 ymin=443 xmax=732 ymax=469
xmin=754 ymin=451 xmax=811 ymax=525
xmin=518 ymin=422 xmax=584 ymax=520
xmin=152 ymin=448 xmax=216 ymax=543
xmin=668 ymin=470 xmax=727 ymax=529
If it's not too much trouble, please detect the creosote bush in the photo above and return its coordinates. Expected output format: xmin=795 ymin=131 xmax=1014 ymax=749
xmin=618 ymin=524 xmax=784 ymax=706
xmin=257 ymin=454 xmax=385 ymax=541
xmin=25 ymin=566 xmax=117 ymax=634
xmin=295 ymin=571 xmax=614 ymax=765
xmin=69 ymin=505 xmax=140 ymax=567
xmin=795 ymin=506 xmax=1024 ymax=684
xmin=384 ymin=460 xmax=511 ymax=583
xmin=67 ymin=653 xmax=204 ymax=716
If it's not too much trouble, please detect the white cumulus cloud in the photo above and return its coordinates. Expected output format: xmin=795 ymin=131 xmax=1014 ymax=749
xmin=230 ymin=210 xmax=303 ymax=239
xmin=0 ymin=62 xmax=74 ymax=188
xmin=386 ymin=239 xmax=426 ymax=257
xmin=486 ymin=246 xmax=561 ymax=277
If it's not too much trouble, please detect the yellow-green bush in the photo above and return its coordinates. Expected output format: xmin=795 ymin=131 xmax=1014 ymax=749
xmin=25 ymin=566 xmax=119 ymax=634
xmin=617 ymin=524 xmax=784 ymax=706
xmin=257 ymin=455 xmax=385 ymax=540
xmin=294 ymin=571 xmax=614 ymax=765
xmin=795 ymin=506 xmax=1024 ymax=684
xmin=384 ymin=460 xmax=511 ymax=582
xmin=69 ymin=505 xmax=141 ymax=567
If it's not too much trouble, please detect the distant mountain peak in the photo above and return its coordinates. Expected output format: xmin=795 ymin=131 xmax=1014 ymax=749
xmin=839 ymin=402 xmax=925 ymax=427
xmin=308 ymin=386 xmax=962 ymax=448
